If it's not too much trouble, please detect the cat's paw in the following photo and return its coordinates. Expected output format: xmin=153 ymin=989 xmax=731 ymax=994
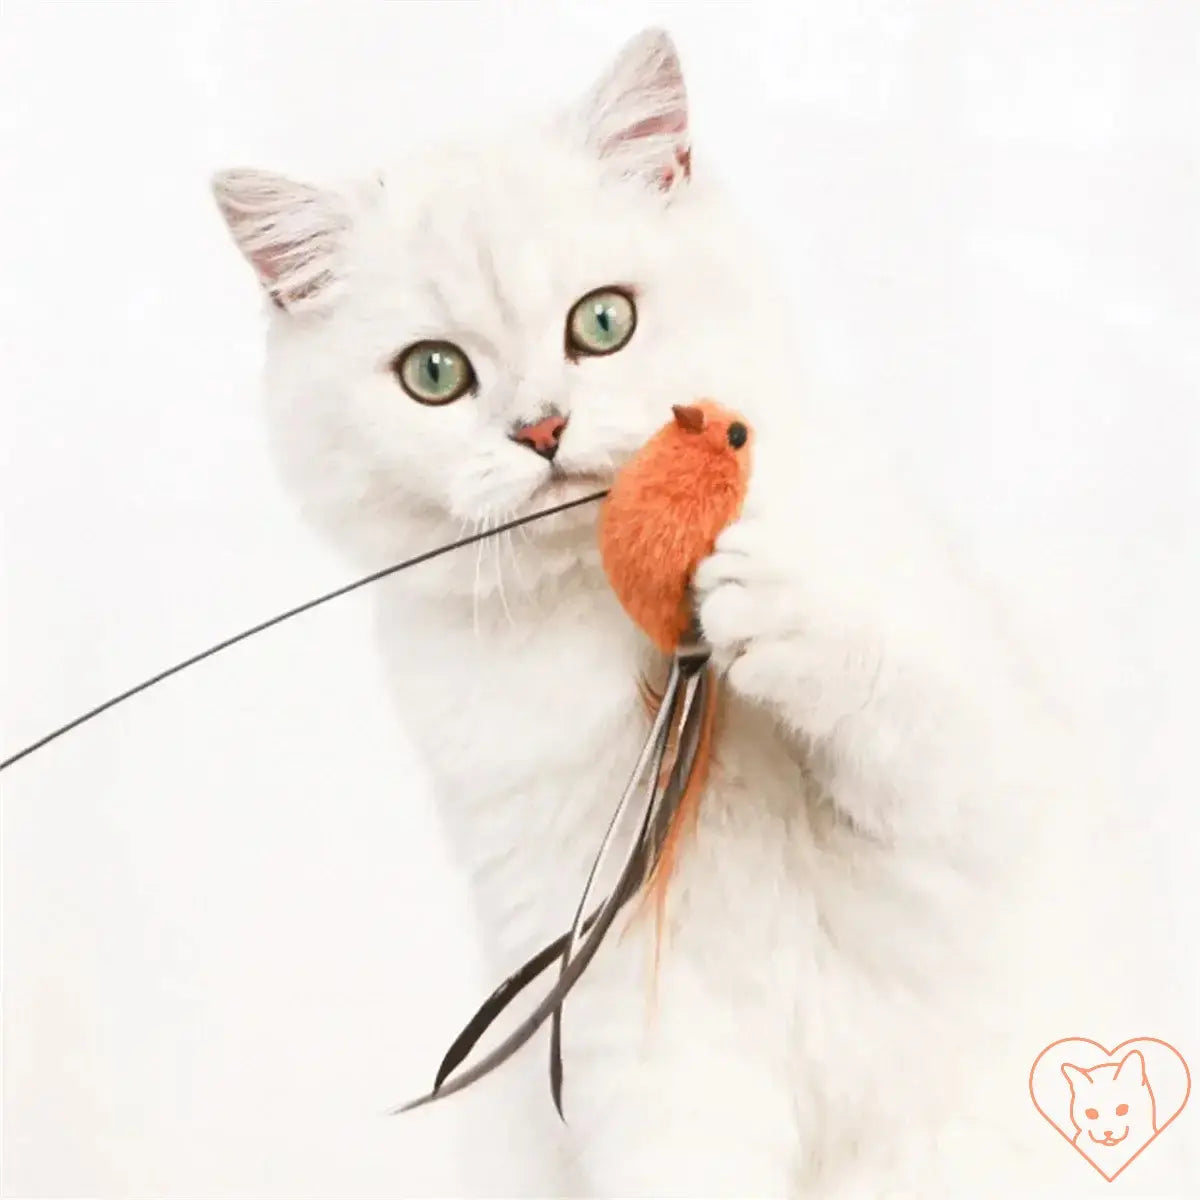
xmin=693 ymin=517 xmax=801 ymax=664
xmin=694 ymin=516 xmax=882 ymax=736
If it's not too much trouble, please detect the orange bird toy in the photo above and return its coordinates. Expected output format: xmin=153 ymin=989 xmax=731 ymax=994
xmin=399 ymin=401 xmax=754 ymax=1118
xmin=595 ymin=399 xmax=752 ymax=914
xmin=600 ymin=400 xmax=753 ymax=652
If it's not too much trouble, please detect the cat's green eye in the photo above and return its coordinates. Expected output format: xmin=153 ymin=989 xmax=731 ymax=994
xmin=394 ymin=341 xmax=475 ymax=405
xmin=566 ymin=287 xmax=637 ymax=358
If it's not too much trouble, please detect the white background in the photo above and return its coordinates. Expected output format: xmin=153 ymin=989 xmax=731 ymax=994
xmin=2 ymin=2 xmax=1197 ymax=1196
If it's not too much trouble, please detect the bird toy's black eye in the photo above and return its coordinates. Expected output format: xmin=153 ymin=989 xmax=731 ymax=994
xmin=727 ymin=422 xmax=748 ymax=449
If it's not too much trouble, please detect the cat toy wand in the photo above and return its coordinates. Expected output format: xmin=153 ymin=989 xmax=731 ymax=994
xmin=0 ymin=491 xmax=608 ymax=773
xmin=396 ymin=400 xmax=753 ymax=1118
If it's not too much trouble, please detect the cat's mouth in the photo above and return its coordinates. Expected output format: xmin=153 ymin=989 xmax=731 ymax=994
xmin=1088 ymin=1127 xmax=1129 ymax=1146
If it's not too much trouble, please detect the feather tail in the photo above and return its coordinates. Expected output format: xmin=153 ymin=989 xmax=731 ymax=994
xmin=549 ymin=660 xmax=698 ymax=1115
xmin=392 ymin=730 xmax=672 ymax=1115
xmin=395 ymin=663 xmax=687 ymax=1115
xmin=642 ymin=665 xmax=718 ymax=937
xmin=399 ymin=636 xmax=713 ymax=1117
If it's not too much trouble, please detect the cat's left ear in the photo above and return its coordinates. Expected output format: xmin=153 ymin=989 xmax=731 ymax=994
xmin=1061 ymin=1063 xmax=1091 ymax=1092
xmin=576 ymin=28 xmax=691 ymax=193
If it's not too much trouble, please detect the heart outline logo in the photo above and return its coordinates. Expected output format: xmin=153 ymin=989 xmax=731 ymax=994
xmin=1029 ymin=1037 xmax=1191 ymax=1182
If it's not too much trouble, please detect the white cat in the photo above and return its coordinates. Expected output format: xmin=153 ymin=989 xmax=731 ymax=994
xmin=1063 ymin=1051 xmax=1158 ymax=1179
xmin=212 ymin=27 xmax=1179 ymax=1199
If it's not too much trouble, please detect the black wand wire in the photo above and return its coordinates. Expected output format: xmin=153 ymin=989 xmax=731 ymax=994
xmin=1 ymin=489 xmax=609 ymax=772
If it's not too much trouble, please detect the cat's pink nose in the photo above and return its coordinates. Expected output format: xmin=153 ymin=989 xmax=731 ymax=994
xmin=511 ymin=414 xmax=567 ymax=460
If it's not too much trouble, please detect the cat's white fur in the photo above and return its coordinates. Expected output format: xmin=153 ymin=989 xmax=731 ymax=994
xmin=213 ymin=29 xmax=1184 ymax=1199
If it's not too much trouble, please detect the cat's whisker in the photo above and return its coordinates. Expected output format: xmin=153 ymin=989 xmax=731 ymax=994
xmin=502 ymin=528 xmax=530 ymax=596
xmin=494 ymin=508 xmax=528 ymax=593
xmin=493 ymin=530 xmax=516 ymax=628
xmin=471 ymin=515 xmax=488 ymax=639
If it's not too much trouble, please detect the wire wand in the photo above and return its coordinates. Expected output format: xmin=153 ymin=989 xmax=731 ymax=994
xmin=1 ymin=489 xmax=609 ymax=772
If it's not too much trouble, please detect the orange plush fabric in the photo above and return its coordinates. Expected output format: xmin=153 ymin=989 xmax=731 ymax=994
xmin=599 ymin=400 xmax=753 ymax=653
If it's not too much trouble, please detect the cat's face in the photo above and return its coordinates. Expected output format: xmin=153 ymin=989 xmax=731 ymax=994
xmin=214 ymin=29 xmax=784 ymax=600
xmin=1062 ymin=1051 xmax=1157 ymax=1147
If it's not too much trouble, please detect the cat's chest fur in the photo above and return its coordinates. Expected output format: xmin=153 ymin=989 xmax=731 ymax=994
xmin=375 ymin=575 xmax=653 ymax=935
xmin=369 ymin=571 xmax=944 ymax=1001
xmin=369 ymin=569 xmax=1050 ymax=1189
xmin=371 ymin=571 xmax=832 ymax=962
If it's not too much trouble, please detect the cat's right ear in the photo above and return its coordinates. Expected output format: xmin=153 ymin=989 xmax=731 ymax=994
xmin=576 ymin=28 xmax=691 ymax=193
xmin=211 ymin=168 xmax=352 ymax=313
